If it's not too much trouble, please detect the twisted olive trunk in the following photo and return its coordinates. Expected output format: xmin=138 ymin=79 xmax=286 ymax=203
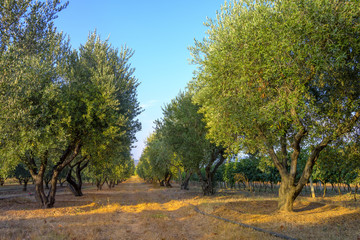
xmin=197 ymin=148 xmax=226 ymax=196
xmin=67 ymin=158 xmax=88 ymax=196
xmin=165 ymin=172 xmax=172 ymax=188
xmin=47 ymin=141 xmax=82 ymax=208
xmin=181 ymin=172 xmax=192 ymax=190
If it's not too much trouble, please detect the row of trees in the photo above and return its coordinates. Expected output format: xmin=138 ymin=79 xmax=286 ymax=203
xmin=3 ymin=156 xmax=135 ymax=194
xmin=0 ymin=0 xmax=140 ymax=207
xmin=137 ymin=91 xmax=226 ymax=195
xmin=138 ymin=0 xmax=360 ymax=212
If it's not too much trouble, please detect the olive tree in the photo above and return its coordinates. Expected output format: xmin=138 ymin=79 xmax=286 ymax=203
xmin=160 ymin=91 xmax=226 ymax=194
xmin=190 ymin=0 xmax=360 ymax=211
xmin=0 ymin=0 xmax=72 ymax=207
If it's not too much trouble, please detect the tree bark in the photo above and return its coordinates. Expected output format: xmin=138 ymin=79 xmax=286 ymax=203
xmin=66 ymin=158 xmax=88 ymax=196
xmin=181 ymin=172 xmax=192 ymax=190
xmin=309 ymin=177 xmax=316 ymax=198
xmin=25 ymin=152 xmax=49 ymax=207
xmin=34 ymin=175 xmax=49 ymax=207
xmin=321 ymin=180 xmax=327 ymax=198
xmin=278 ymin=175 xmax=300 ymax=212
xmin=198 ymin=147 xmax=226 ymax=196
xmin=355 ymin=184 xmax=358 ymax=202
xmin=202 ymin=175 xmax=215 ymax=195
xmin=165 ymin=172 xmax=172 ymax=187
xmin=260 ymin=110 xmax=360 ymax=212
xmin=337 ymin=183 xmax=342 ymax=196
xmin=47 ymin=140 xmax=82 ymax=208
xmin=67 ymin=172 xmax=82 ymax=196
xmin=22 ymin=179 xmax=29 ymax=191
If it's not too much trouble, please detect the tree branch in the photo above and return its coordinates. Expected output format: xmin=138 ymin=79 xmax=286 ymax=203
xmin=258 ymin=126 xmax=288 ymax=176
xmin=296 ymin=111 xmax=360 ymax=192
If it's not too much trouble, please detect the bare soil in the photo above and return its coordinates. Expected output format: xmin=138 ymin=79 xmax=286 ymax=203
xmin=0 ymin=176 xmax=359 ymax=240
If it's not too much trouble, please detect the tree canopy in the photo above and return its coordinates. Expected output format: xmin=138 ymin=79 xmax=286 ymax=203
xmin=190 ymin=0 xmax=360 ymax=211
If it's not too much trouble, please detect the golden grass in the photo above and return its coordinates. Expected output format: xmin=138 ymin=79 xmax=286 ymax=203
xmin=0 ymin=177 xmax=359 ymax=240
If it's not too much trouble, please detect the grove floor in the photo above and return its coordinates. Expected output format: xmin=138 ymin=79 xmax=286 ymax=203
xmin=0 ymin=176 xmax=359 ymax=240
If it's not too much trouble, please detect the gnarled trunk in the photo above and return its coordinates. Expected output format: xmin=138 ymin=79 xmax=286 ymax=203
xmin=33 ymin=174 xmax=49 ymax=207
xmin=165 ymin=172 xmax=172 ymax=188
xmin=264 ymin=127 xmax=329 ymax=212
xmin=26 ymin=152 xmax=49 ymax=208
xmin=197 ymin=147 xmax=226 ymax=196
xmin=201 ymin=176 xmax=215 ymax=196
xmin=47 ymin=170 xmax=59 ymax=208
xmin=181 ymin=172 xmax=192 ymax=190
xmin=46 ymin=141 xmax=82 ymax=208
xmin=321 ymin=180 xmax=327 ymax=198
xmin=67 ymin=174 xmax=82 ymax=196
xmin=278 ymin=176 xmax=299 ymax=212
xmin=66 ymin=158 xmax=88 ymax=196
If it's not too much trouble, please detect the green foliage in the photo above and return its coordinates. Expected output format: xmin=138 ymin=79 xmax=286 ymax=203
xmin=190 ymin=0 xmax=360 ymax=153
xmin=220 ymin=154 xmax=281 ymax=187
xmin=257 ymin=157 xmax=281 ymax=185
xmin=136 ymin=151 xmax=153 ymax=182
xmin=313 ymin=141 xmax=360 ymax=186
xmin=0 ymin=0 xmax=70 ymax=176
xmin=161 ymin=91 xmax=211 ymax=172
xmin=0 ymin=2 xmax=141 ymax=201
xmin=138 ymin=91 xmax=226 ymax=194
xmin=13 ymin=163 xmax=31 ymax=183
xmin=190 ymin=0 xmax=360 ymax=209
xmin=64 ymin=32 xmax=141 ymax=184
xmin=136 ymin=131 xmax=174 ymax=183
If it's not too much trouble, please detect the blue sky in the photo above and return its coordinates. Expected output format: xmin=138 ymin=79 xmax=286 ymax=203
xmin=54 ymin=0 xmax=224 ymax=160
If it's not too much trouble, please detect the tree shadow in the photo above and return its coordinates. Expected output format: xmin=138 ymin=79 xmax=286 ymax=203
xmin=293 ymin=202 xmax=326 ymax=212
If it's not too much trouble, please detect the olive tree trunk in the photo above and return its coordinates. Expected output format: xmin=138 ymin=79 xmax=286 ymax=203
xmin=165 ymin=172 xmax=172 ymax=187
xmin=26 ymin=152 xmax=49 ymax=207
xmin=181 ymin=171 xmax=192 ymax=190
xmin=47 ymin=141 xmax=82 ymax=207
xmin=22 ymin=178 xmax=29 ymax=191
xmin=66 ymin=158 xmax=88 ymax=196
xmin=96 ymin=178 xmax=105 ymax=190
xmin=197 ymin=148 xmax=226 ymax=196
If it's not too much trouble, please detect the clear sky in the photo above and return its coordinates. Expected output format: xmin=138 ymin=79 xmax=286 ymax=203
xmin=54 ymin=0 xmax=224 ymax=160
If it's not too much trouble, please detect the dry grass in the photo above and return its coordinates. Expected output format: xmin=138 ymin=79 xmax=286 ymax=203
xmin=0 ymin=177 xmax=359 ymax=240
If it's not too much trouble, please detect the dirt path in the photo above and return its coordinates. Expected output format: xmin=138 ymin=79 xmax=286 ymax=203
xmin=0 ymin=176 xmax=276 ymax=240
